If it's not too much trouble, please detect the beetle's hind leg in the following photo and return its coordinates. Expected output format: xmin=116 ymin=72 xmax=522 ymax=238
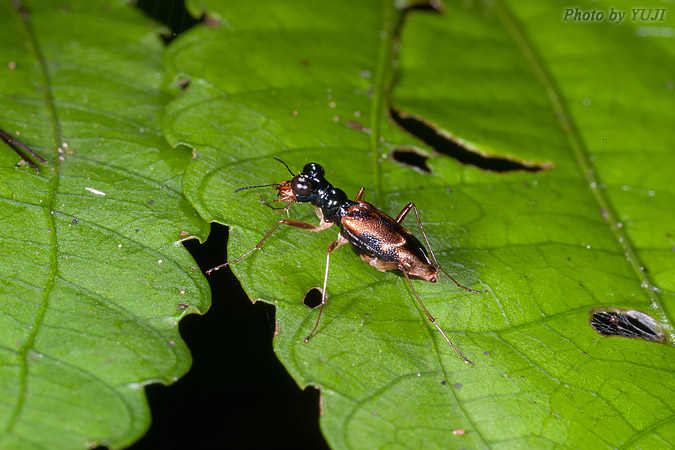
xmin=401 ymin=270 xmax=473 ymax=365
xmin=395 ymin=202 xmax=487 ymax=294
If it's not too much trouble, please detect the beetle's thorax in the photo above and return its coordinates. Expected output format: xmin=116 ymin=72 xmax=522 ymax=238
xmin=290 ymin=163 xmax=351 ymax=223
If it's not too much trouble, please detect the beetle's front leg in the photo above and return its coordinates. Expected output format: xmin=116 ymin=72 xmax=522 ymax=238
xmin=206 ymin=218 xmax=333 ymax=274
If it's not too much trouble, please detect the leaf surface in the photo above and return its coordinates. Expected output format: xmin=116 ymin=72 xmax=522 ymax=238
xmin=165 ymin=0 xmax=674 ymax=448
xmin=0 ymin=1 xmax=209 ymax=448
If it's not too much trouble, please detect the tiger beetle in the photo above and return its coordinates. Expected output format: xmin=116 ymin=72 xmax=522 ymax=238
xmin=208 ymin=158 xmax=487 ymax=365
xmin=0 ymin=127 xmax=47 ymax=172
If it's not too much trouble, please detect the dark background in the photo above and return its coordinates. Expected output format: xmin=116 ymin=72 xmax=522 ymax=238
xmin=128 ymin=1 xmax=329 ymax=449
xmin=131 ymin=225 xmax=327 ymax=449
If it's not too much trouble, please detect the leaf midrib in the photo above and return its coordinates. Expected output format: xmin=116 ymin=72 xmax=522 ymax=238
xmin=4 ymin=5 xmax=62 ymax=436
xmin=369 ymin=0 xmax=397 ymax=206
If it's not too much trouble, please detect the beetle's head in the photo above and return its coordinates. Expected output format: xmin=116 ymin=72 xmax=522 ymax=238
xmin=289 ymin=163 xmax=330 ymax=205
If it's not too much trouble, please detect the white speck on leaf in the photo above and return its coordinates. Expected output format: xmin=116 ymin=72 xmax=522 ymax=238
xmin=85 ymin=187 xmax=106 ymax=196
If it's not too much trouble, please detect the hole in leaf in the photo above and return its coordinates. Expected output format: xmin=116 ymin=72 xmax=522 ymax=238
xmin=136 ymin=0 xmax=200 ymax=44
xmin=401 ymin=0 xmax=444 ymax=14
xmin=391 ymin=149 xmax=430 ymax=173
xmin=389 ymin=107 xmax=552 ymax=173
xmin=303 ymin=288 xmax=323 ymax=309
xmin=590 ymin=307 xmax=667 ymax=343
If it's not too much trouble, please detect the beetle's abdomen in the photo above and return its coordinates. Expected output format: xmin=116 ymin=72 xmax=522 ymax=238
xmin=338 ymin=201 xmax=437 ymax=279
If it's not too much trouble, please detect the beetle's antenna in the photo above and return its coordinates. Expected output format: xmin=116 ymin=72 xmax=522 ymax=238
xmin=273 ymin=157 xmax=296 ymax=177
xmin=233 ymin=158 xmax=295 ymax=192
xmin=234 ymin=183 xmax=279 ymax=193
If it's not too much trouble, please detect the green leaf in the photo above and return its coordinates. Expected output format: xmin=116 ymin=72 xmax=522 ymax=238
xmin=165 ymin=0 xmax=675 ymax=448
xmin=0 ymin=1 xmax=209 ymax=448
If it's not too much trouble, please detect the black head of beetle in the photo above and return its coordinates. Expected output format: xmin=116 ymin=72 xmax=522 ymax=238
xmin=290 ymin=163 xmax=329 ymax=204
xmin=290 ymin=163 xmax=350 ymax=223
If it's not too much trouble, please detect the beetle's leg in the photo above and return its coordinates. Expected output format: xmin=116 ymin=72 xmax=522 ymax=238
xmin=395 ymin=202 xmax=487 ymax=294
xmin=401 ymin=269 xmax=474 ymax=366
xmin=206 ymin=218 xmax=333 ymax=274
xmin=257 ymin=193 xmax=295 ymax=216
xmin=303 ymin=233 xmax=348 ymax=343
xmin=393 ymin=202 xmax=412 ymax=223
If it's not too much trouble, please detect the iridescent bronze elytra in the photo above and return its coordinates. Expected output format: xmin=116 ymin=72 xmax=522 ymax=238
xmin=208 ymin=159 xmax=487 ymax=365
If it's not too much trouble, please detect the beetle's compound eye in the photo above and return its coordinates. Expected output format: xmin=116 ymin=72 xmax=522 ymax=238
xmin=292 ymin=176 xmax=313 ymax=196
xmin=302 ymin=163 xmax=325 ymax=177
